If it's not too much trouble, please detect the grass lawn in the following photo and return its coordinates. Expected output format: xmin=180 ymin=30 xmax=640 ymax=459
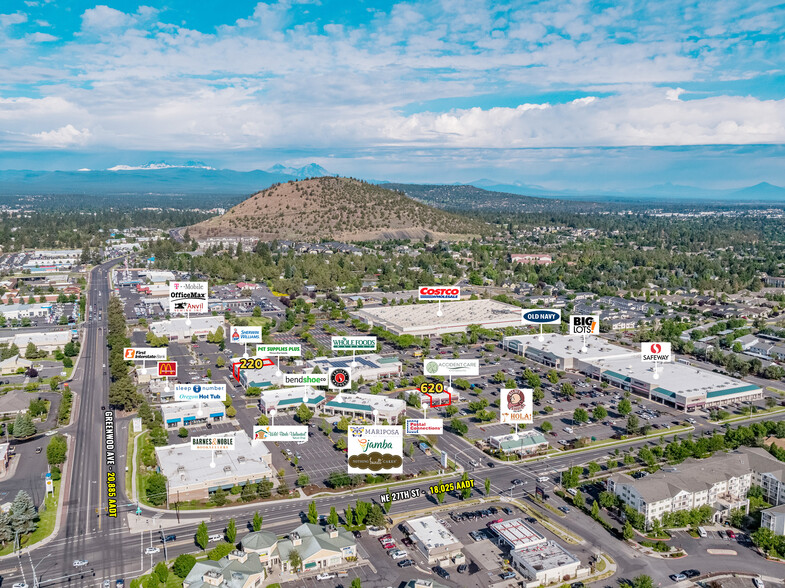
xmin=0 ymin=478 xmax=60 ymax=556
xmin=135 ymin=431 xmax=155 ymax=506
xmin=595 ymin=558 xmax=607 ymax=572
xmin=131 ymin=572 xmax=185 ymax=588
xmin=126 ymin=429 xmax=140 ymax=501
xmin=244 ymin=316 xmax=272 ymax=327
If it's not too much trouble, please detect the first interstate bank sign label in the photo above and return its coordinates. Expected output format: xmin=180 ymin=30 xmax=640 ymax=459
xmin=124 ymin=348 xmax=167 ymax=361
xmin=173 ymin=383 xmax=226 ymax=402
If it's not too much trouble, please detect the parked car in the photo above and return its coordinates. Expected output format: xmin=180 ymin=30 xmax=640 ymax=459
xmin=457 ymin=564 xmax=468 ymax=573
xmin=73 ymin=560 xmax=89 ymax=567
xmin=753 ymin=579 xmax=764 ymax=588
xmin=558 ymin=506 xmax=571 ymax=513
xmin=670 ymin=574 xmax=687 ymax=582
xmin=433 ymin=566 xmax=450 ymax=579
xmin=316 ymin=573 xmax=335 ymax=580
xmin=390 ymin=549 xmax=407 ymax=560
xmin=681 ymin=570 xmax=700 ymax=578
xmin=501 ymin=571 xmax=516 ymax=580
xmin=397 ymin=559 xmax=414 ymax=568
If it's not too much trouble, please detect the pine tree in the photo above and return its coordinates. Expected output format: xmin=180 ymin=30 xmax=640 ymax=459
xmin=252 ymin=511 xmax=263 ymax=532
xmin=196 ymin=521 xmax=209 ymax=550
xmin=12 ymin=413 xmax=36 ymax=438
xmin=226 ymin=518 xmax=237 ymax=543
xmin=0 ymin=511 xmax=13 ymax=545
xmin=308 ymin=501 xmax=318 ymax=524
xmin=10 ymin=490 xmax=37 ymax=535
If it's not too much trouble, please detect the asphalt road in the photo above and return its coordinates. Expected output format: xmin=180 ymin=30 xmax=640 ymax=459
xmin=4 ymin=267 xmax=785 ymax=587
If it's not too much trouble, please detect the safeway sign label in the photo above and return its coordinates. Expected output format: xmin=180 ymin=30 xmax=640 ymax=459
xmin=641 ymin=342 xmax=672 ymax=363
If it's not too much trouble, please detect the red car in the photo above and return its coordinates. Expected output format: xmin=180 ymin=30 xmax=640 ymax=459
xmin=380 ymin=534 xmax=393 ymax=542
xmin=727 ymin=530 xmax=736 ymax=539
xmin=487 ymin=518 xmax=503 ymax=526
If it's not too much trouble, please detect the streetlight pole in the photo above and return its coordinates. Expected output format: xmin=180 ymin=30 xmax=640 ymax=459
xmin=28 ymin=552 xmax=53 ymax=588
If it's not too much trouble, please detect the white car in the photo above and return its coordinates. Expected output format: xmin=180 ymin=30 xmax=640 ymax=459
xmin=753 ymin=579 xmax=764 ymax=588
xmin=12 ymin=583 xmax=29 ymax=588
xmin=316 ymin=573 xmax=336 ymax=581
xmin=209 ymin=534 xmax=224 ymax=542
xmin=144 ymin=547 xmax=160 ymax=555
xmin=390 ymin=549 xmax=408 ymax=560
xmin=73 ymin=560 xmax=89 ymax=567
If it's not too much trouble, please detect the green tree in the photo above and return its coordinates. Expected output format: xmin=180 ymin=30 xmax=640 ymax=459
xmin=451 ymin=418 xmax=468 ymax=436
xmin=196 ymin=521 xmax=209 ymax=550
xmin=355 ymin=500 xmax=368 ymax=525
xmin=618 ymin=398 xmax=632 ymax=416
xmin=573 ymin=489 xmax=585 ymax=508
xmin=587 ymin=461 xmax=601 ymax=477
xmin=297 ymin=474 xmax=310 ymax=487
xmin=593 ymin=405 xmax=607 ymax=420
xmin=173 ymin=554 xmax=197 ymax=578
xmin=252 ymin=511 xmax=263 ymax=532
xmin=540 ymin=420 xmax=553 ymax=433
xmin=154 ymin=562 xmax=169 ymax=584
xmin=626 ymin=414 xmax=640 ymax=435
xmin=308 ymin=500 xmax=318 ymax=524
xmin=485 ymin=478 xmax=491 ymax=496
xmin=591 ymin=500 xmax=600 ymax=519
xmin=178 ymin=427 xmax=189 ymax=438
xmin=623 ymin=521 xmax=634 ymax=540
xmin=345 ymin=505 xmax=354 ymax=527
xmin=46 ymin=434 xmax=67 ymax=465
xmin=146 ymin=472 xmax=168 ymax=506
xmin=216 ymin=355 xmax=226 ymax=368
xmin=351 ymin=579 xmax=362 ymax=588
xmin=328 ymin=506 xmax=339 ymax=527
xmin=12 ymin=412 xmax=36 ymax=438
xmin=573 ymin=407 xmax=589 ymax=424
xmin=547 ymin=370 xmax=559 ymax=384
xmin=296 ymin=403 xmax=314 ymax=423
xmin=10 ymin=490 xmax=37 ymax=535
xmin=561 ymin=382 xmax=575 ymax=397
xmin=226 ymin=518 xmax=237 ymax=543
xmin=287 ymin=548 xmax=302 ymax=572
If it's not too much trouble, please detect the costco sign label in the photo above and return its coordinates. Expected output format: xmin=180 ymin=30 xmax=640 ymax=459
xmin=521 ymin=309 xmax=561 ymax=325
xmin=230 ymin=326 xmax=263 ymax=344
xmin=418 ymin=287 xmax=460 ymax=301
xmin=641 ymin=342 xmax=672 ymax=363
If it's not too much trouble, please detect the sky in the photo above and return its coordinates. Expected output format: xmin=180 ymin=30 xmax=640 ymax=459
xmin=0 ymin=0 xmax=784 ymax=189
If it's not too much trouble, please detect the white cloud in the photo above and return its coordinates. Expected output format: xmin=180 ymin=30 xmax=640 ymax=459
xmin=0 ymin=12 xmax=27 ymax=27
xmin=29 ymin=124 xmax=91 ymax=147
xmin=26 ymin=32 xmax=58 ymax=43
xmin=81 ymin=5 xmax=134 ymax=30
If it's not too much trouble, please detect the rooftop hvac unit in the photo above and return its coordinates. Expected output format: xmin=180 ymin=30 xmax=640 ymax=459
xmin=223 ymin=465 xmax=232 ymax=472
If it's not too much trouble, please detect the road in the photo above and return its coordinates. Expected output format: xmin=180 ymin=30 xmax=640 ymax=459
xmin=4 ymin=265 xmax=785 ymax=587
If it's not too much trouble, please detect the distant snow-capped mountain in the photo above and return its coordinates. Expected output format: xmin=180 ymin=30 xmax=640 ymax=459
xmin=107 ymin=160 xmax=215 ymax=171
xmin=265 ymin=163 xmax=330 ymax=178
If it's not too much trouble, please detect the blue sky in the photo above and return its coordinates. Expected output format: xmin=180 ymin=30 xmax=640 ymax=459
xmin=1 ymin=0 xmax=784 ymax=189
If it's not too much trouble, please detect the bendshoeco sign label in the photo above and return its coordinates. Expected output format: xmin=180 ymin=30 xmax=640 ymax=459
xmin=569 ymin=315 xmax=599 ymax=335
xmin=418 ymin=287 xmax=461 ymax=301
xmin=124 ymin=348 xmax=167 ymax=361
xmin=521 ymin=309 xmax=561 ymax=325
xmin=641 ymin=342 xmax=672 ymax=362
xmin=283 ymin=373 xmax=329 ymax=387
xmin=169 ymin=281 xmax=208 ymax=314
xmin=500 ymin=388 xmax=534 ymax=423
xmin=230 ymin=326 xmax=263 ymax=344
xmin=423 ymin=359 xmax=479 ymax=376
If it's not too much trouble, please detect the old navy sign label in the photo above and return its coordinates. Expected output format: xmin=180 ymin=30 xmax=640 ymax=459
xmin=418 ymin=287 xmax=460 ymax=301
xmin=230 ymin=326 xmax=263 ymax=344
xmin=173 ymin=383 xmax=227 ymax=402
xmin=521 ymin=308 xmax=561 ymax=325
xmin=569 ymin=315 xmax=599 ymax=335
xmin=641 ymin=342 xmax=672 ymax=362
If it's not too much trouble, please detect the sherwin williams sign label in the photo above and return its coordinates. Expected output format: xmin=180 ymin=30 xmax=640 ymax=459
xmin=173 ymin=384 xmax=226 ymax=402
xmin=521 ymin=309 xmax=561 ymax=325
xmin=191 ymin=436 xmax=235 ymax=450
xmin=348 ymin=425 xmax=403 ymax=474
xmin=169 ymin=281 xmax=208 ymax=314
xmin=641 ymin=342 xmax=672 ymax=362
xmin=256 ymin=344 xmax=302 ymax=357
xmin=283 ymin=373 xmax=329 ymax=387
xmin=569 ymin=315 xmax=599 ymax=335
xmin=331 ymin=336 xmax=377 ymax=351
xmin=423 ymin=359 xmax=479 ymax=376
xmin=124 ymin=348 xmax=167 ymax=361
xmin=253 ymin=426 xmax=308 ymax=443
xmin=418 ymin=286 xmax=460 ymax=301
xmin=500 ymin=388 xmax=533 ymax=423
xmin=230 ymin=326 xmax=263 ymax=344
